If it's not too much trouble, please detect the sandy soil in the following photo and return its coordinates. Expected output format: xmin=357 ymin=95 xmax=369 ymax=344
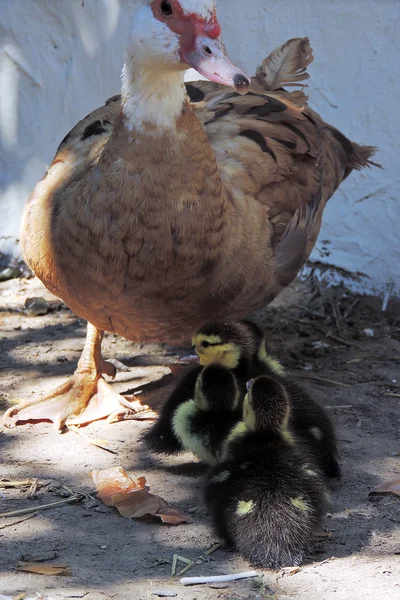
xmin=0 ymin=274 xmax=399 ymax=600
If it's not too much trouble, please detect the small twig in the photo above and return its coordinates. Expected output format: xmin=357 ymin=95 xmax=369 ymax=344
xmin=348 ymin=356 xmax=400 ymax=364
xmin=68 ymin=425 xmax=118 ymax=455
xmin=176 ymin=556 xmax=193 ymax=565
xmin=334 ymin=301 xmax=342 ymax=325
xmin=0 ymin=512 xmax=38 ymax=529
xmin=295 ymin=304 xmax=325 ymax=319
xmin=171 ymin=554 xmax=178 ymax=577
xmin=178 ymin=560 xmax=195 ymax=577
xmin=326 ymin=332 xmax=355 ymax=347
xmin=353 ymin=380 xmax=391 ymax=387
xmin=27 ymin=478 xmax=39 ymax=497
xmin=0 ymin=494 xmax=82 ymax=518
xmin=383 ymin=392 xmax=400 ymax=398
xmin=204 ymin=543 xmax=222 ymax=556
xmin=309 ymin=289 xmax=320 ymax=303
xmin=325 ymin=405 xmax=354 ymax=409
xmin=295 ymin=374 xmax=350 ymax=388
xmin=312 ymin=558 xmax=332 ymax=568
xmin=343 ymin=297 xmax=359 ymax=320
xmin=0 ymin=479 xmax=38 ymax=488
xmin=181 ymin=571 xmax=258 ymax=586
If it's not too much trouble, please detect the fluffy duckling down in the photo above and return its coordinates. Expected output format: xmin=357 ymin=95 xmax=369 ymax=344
xmin=193 ymin=320 xmax=341 ymax=480
xmin=172 ymin=365 xmax=241 ymax=465
xmin=204 ymin=375 xmax=328 ymax=569
xmin=141 ymin=363 xmax=202 ymax=455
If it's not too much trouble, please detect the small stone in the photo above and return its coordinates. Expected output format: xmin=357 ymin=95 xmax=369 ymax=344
xmin=298 ymin=329 xmax=310 ymax=337
xmin=0 ymin=267 xmax=20 ymax=281
xmin=24 ymin=296 xmax=50 ymax=316
xmin=363 ymin=328 xmax=374 ymax=337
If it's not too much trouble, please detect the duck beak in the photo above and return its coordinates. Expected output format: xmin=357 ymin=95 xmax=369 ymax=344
xmin=182 ymin=36 xmax=250 ymax=95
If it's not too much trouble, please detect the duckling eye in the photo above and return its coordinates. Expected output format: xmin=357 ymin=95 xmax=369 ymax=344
xmin=160 ymin=0 xmax=173 ymax=16
xmin=200 ymin=340 xmax=211 ymax=349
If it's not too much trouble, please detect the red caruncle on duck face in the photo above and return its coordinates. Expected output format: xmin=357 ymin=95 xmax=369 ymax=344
xmin=151 ymin=0 xmax=250 ymax=94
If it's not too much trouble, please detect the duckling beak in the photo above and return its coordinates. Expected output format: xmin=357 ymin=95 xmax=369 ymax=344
xmin=179 ymin=353 xmax=200 ymax=364
xmin=181 ymin=36 xmax=250 ymax=95
xmin=246 ymin=378 xmax=255 ymax=392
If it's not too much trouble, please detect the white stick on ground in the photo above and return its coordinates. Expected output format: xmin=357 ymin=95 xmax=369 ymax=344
xmin=180 ymin=571 xmax=258 ymax=586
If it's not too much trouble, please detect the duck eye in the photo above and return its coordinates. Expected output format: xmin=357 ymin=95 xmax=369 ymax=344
xmin=160 ymin=0 xmax=173 ymax=16
xmin=201 ymin=340 xmax=211 ymax=349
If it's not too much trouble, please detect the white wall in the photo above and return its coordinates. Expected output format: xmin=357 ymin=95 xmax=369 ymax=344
xmin=0 ymin=0 xmax=399 ymax=296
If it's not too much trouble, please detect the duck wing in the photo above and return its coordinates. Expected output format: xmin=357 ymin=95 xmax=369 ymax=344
xmin=190 ymin=38 xmax=376 ymax=292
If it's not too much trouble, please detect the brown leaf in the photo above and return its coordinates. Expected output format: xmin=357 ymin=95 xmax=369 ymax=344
xmin=90 ymin=466 xmax=192 ymax=525
xmin=369 ymin=479 xmax=400 ymax=498
xmin=157 ymin=505 xmax=192 ymax=525
xmin=111 ymin=489 xmax=160 ymax=518
xmin=15 ymin=561 xmax=71 ymax=575
xmin=89 ymin=466 xmax=146 ymax=506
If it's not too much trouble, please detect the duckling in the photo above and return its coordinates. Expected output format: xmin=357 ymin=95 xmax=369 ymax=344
xmin=204 ymin=376 xmax=328 ymax=569
xmin=141 ymin=364 xmax=202 ymax=454
xmin=172 ymin=365 xmax=241 ymax=465
xmin=193 ymin=320 xmax=341 ymax=479
xmin=192 ymin=320 xmax=267 ymax=388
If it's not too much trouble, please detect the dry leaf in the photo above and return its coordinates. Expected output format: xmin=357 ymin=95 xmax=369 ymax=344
xmin=15 ymin=561 xmax=70 ymax=575
xmin=90 ymin=466 xmax=146 ymax=506
xmin=90 ymin=466 xmax=192 ymax=525
xmin=369 ymin=479 xmax=400 ymax=498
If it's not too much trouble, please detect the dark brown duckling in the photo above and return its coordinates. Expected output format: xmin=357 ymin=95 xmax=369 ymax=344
xmin=141 ymin=363 xmax=202 ymax=454
xmin=172 ymin=364 xmax=241 ymax=464
xmin=204 ymin=375 xmax=328 ymax=569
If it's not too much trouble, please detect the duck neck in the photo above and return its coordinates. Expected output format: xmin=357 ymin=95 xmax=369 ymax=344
xmin=121 ymin=61 xmax=187 ymax=133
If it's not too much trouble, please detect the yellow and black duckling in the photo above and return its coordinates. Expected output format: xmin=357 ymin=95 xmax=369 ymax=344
xmin=204 ymin=375 xmax=328 ymax=569
xmin=193 ymin=320 xmax=341 ymax=480
xmin=192 ymin=320 xmax=268 ymax=390
xmin=172 ymin=365 xmax=241 ymax=465
xmin=141 ymin=363 xmax=202 ymax=454
xmin=143 ymin=321 xmax=257 ymax=457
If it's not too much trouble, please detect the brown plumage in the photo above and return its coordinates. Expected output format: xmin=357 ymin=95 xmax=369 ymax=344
xmin=24 ymin=39 xmax=374 ymax=341
xmin=4 ymin=29 xmax=377 ymax=430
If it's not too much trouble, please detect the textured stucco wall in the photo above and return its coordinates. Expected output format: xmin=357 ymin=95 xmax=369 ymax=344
xmin=0 ymin=0 xmax=399 ymax=296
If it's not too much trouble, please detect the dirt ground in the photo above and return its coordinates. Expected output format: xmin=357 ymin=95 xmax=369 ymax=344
xmin=0 ymin=273 xmax=399 ymax=600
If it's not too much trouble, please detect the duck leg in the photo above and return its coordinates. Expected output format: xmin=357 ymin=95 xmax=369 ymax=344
xmin=2 ymin=323 xmax=149 ymax=432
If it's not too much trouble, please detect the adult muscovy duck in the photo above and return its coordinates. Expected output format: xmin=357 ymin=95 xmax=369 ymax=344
xmin=4 ymin=0 xmax=376 ymax=430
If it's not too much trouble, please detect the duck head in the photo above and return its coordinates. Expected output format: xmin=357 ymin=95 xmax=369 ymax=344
xmin=126 ymin=0 xmax=249 ymax=94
